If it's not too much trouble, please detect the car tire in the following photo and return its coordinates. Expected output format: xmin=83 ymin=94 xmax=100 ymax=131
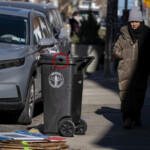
xmin=17 ymin=77 xmax=35 ymax=125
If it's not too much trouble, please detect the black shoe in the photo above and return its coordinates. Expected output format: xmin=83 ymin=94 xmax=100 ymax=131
xmin=123 ymin=118 xmax=133 ymax=129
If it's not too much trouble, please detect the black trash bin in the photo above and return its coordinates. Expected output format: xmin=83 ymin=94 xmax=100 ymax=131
xmin=39 ymin=54 xmax=94 ymax=137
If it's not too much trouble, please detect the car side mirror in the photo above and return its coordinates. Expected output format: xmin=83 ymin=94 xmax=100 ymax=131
xmin=38 ymin=38 xmax=55 ymax=48
xmin=53 ymin=27 xmax=61 ymax=39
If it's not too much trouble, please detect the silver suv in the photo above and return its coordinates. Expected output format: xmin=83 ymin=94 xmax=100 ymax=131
xmin=0 ymin=1 xmax=71 ymax=55
xmin=0 ymin=6 xmax=56 ymax=124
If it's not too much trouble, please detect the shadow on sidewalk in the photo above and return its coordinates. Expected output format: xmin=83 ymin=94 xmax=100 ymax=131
xmin=94 ymin=106 xmax=150 ymax=150
xmin=0 ymin=101 xmax=43 ymax=124
xmin=85 ymin=69 xmax=150 ymax=149
xmin=84 ymin=69 xmax=119 ymax=93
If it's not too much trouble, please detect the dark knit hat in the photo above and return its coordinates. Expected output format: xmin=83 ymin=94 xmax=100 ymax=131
xmin=128 ymin=6 xmax=143 ymax=22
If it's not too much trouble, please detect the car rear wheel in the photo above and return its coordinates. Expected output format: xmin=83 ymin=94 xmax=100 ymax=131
xmin=17 ymin=77 xmax=35 ymax=125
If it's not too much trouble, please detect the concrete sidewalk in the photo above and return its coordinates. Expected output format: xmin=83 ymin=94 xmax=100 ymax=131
xmin=67 ymin=69 xmax=150 ymax=150
xmin=0 ymin=68 xmax=149 ymax=150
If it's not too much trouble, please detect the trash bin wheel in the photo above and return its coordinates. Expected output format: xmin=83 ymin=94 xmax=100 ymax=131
xmin=75 ymin=119 xmax=87 ymax=135
xmin=59 ymin=119 xmax=75 ymax=137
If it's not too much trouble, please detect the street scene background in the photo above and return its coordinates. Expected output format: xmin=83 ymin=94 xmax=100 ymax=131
xmin=0 ymin=0 xmax=150 ymax=150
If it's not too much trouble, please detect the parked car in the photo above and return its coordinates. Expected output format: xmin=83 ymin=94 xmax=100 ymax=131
xmin=0 ymin=1 xmax=71 ymax=55
xmin=0 ymin=6 xmax=57 ymax=124
xmin=78 ymin=1 xmax=101 ymax=24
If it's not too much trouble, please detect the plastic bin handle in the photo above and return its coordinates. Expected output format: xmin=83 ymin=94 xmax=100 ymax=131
xmin=74 ymin=56 xmax=95 ymax=74
xmin=79 ymin=56 xmax=95 ymax=71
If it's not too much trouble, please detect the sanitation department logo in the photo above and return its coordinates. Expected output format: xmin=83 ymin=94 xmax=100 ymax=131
xmin=48 ymin=72 xmax=64 ymax=88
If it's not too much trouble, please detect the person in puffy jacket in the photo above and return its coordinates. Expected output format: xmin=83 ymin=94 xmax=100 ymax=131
xmin=113 ymin=6 xmax=150 ymax=129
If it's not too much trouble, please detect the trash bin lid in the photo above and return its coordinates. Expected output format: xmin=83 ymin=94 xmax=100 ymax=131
xmin=39 ymin=54 xmax=84 ymax=65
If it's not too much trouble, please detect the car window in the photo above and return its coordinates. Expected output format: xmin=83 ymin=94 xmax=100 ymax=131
xmin=33 ymin=17 xmax=42 ymax=44
xmin=0 ymin=15 xmax=28 ymax=45
xmin=48 ymin=11 xmax=55 ymax=31
xmin=79 ymin=10 xmax=99 ymax=20
xmin=51 ymin=9 xmax=62 ymax=28
xmin=55 ymin=10 xmax=63 ymax=28
xmin=37 ymin=17 xmax=52 ymax=38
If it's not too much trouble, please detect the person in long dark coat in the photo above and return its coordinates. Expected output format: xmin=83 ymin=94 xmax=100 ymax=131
xmin=69 ymin=11 xmax=81 ymax=36
xmin=113 ymin=6 xmax=150 ymax=129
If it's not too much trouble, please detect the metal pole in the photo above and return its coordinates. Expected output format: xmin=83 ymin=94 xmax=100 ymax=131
xmin=104 ymin=0 xmax=118 ymax=77
xmin=125 ymin=0 xmax=128 ymax=10
xmin=148 ymin=8 xmax=150 ymax=27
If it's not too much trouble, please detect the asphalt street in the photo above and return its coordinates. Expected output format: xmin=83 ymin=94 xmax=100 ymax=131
xmin=0 ymin=69 xmax=150 ymax=150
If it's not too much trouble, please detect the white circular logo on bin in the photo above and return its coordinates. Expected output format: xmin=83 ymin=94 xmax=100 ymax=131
xmin=48 ymin=72 xmax=64 ymax=88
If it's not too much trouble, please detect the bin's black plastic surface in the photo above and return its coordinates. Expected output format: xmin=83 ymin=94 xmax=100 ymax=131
xmin=39 ymin=54 xmax=94 ymax=136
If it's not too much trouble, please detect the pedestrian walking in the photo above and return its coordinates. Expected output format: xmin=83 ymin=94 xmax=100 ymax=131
xmin=69 ymin=11 xmax=81 ymax=36
xmin=113 ymin=6 xmax=150 ymax=129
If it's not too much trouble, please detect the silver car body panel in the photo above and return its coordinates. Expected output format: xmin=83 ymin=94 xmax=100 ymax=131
xmin=0 ymin=6 xmax=46 ymax=110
